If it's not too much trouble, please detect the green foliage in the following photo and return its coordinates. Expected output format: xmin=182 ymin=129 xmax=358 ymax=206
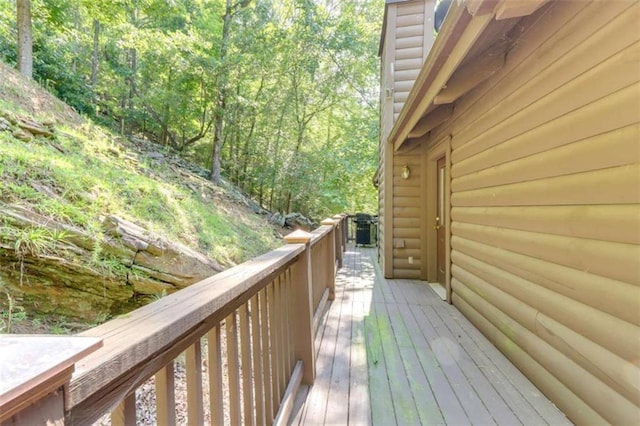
xmin=0 ymin=0 xmax=383 ymax=220
xmin=12 ymin=227 xmax=68 ymax=258
xmin=0 ymin=105 xmax=280 ymax=267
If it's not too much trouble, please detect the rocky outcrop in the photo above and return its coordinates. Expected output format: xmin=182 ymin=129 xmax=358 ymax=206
xmin=269 ymin=212 xmax=316 ymax=230
xmin=102 ymin=215 xmax=221 ymax=288
xmin=0 ymin=203 xmax=222 ymax=321
xmin=0 ymin=110 xmax=56 ymax=142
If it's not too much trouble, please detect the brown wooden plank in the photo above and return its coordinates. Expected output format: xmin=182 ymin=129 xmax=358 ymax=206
xmin=276 ymin=276 xmax=287 ymax=395
xmin=267 ymin=280 xmax=281 ymax=414
xmin=324 ymin=268 xmax=353 ymax=425
xmin=365 ymin=302 xmax=397 ymax=426
xmin=249 ymin=295 xmax=265 ymax=426
xmin=383 ymin=300 xmax=446 ymax=425
xmin=371 ymin=300 xmax=421 ymax=425
xmin=239 ymin=303 xmax=255 ymax=426
xmin=259 ymin=288 xmax=274 ymax=423
xmin=155 ymin=361 xmax=176 ymax=426
xmin=111 ymin=392 xmax=136 ymax=426
xmin=348 ymin=301 xmax=371 ymax=425
xmin=495 ymin=0 xmax=548 ymax=20
xmin=380 ymin=278 xmax=468 ymax=425
xmin=433 ymin=305 xmax=547 ymax=424
xmin=300 ymin=266 xmax=344 ymax=424
xmin=421 ymin=304 xmax=521 ymax=424
xmin=207 ymin=326 xmax=224 ymax=426
xmin=286 ymin=268 xmax=296 ymax=378
xmin=226 ymin=312 xmax=241 ymax=426
xmin=185 ymin=340 xmax=204 ymax=426
xmin=273 ymin=361 xmax=303 ymax=426
xmin=289 ymin=384 xmax=310 ymax=426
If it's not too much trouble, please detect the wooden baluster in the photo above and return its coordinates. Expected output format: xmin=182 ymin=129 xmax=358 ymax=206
xmin=286 ymin=268 xmax=295 ymax=376
xmin=239 ymin=303 xmax=255 ymax=426
xmin=276 ymin=275 xmax=284 ymax=386
xmin=333 ymin=214 xmax=344 ymax=268
xmin=208 ymin=326 xmax=224 ymax=426
xmin=268 ymin=280 xmax=281 ymax=412
xmin=227 ymin=312 xmax=242 ymax=425
xmin=344 ymin=215 xmax=348 ymax=247
xmin=283 ymin=230 xmax=315 ymax=385
xmin=155 ymin=361 xmax=176 ymax=426
xmin=250 ymin=294 xmax=266 ymax=426
xmin=186 ymin=340 xmax=204 ymax=426
xmin=273 ymin=276 xmax=284 ymax=399
xmin=311 ymin=244 xmax=322 ymax=311
xmin=280 ymin=270 xmax=291 ymax=388
xmin=321 ymin=218 xmax=337 ymax=301
xmin=111 ymin=392 xmax=136 ymax=426
xmin=260 ymin=287 xmax=274 ymax=423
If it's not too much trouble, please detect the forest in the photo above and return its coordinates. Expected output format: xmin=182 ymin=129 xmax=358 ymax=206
xmin=0 ymin=0 xmax=382 ymax=219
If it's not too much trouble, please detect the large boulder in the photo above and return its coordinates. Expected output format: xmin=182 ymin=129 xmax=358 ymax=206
xmin=0 ymin=203 xmax=223 ymax=321
xmin=102 ymin=215 xmax=221 ymax=288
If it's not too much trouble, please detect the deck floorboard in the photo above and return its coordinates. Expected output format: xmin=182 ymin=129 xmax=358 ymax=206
xmin=290 ymin=245 xmax=570 ymax=425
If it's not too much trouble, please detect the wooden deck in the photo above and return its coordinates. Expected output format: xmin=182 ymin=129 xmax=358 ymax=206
xmin=291 ymin=245 xmax=571 ymax=425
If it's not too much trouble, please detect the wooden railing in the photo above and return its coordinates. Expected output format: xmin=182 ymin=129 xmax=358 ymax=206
xmin=0 ymin=215 xmax=348 ymax=425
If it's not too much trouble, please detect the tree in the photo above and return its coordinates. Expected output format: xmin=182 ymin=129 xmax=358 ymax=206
xmin=0 ymin=0 xmax=382 ymax=218
xmin=16 ymin=0 xmax=32 ymax=78
xmin=210 ymin=0 xmax=251 ymax=185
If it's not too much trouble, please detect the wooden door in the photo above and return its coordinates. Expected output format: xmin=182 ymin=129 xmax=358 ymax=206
xmin=436 ymin=156 xmax=446 ymax=285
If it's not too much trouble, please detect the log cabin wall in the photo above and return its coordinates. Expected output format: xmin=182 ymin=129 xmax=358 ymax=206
xmin=425 ymin=1 xmax=640 ymax=424
xmin=391 ymin=150 xmax=423 ymax=279
xmin=379 ymin=0 xmax=435 ymax=277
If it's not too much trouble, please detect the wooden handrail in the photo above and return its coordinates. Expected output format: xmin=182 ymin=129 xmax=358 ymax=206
xmin=66 ymin=244 xmax=305 ymax=424
xmin=51 ymin=215 xmax=347 ymax=425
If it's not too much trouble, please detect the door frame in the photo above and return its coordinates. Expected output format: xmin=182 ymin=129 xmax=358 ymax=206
xmin=425 ymin=136 xmax=452 ymax=303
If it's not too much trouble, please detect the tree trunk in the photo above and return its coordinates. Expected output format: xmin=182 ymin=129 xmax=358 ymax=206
xmin=210 ymin=0 xmax=236 ymax=185
xmin=71 ymin=4 xmax=79 ymax=73
xmin=91 ymin=19 xmax=100 ymax=89
xmin=128 ymin=48 xmax=137 ymax=113
xmin=16 ymin=0 xmax=33 ymax=79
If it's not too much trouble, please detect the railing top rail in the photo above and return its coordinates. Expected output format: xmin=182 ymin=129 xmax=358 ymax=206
xmin=67 ymin=243 xmax=305 ymax=423
xmin=309 ymin=222 xmax=335 ymax=248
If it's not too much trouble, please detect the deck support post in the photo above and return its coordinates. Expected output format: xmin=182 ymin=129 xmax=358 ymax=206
xmin=321 ymin=218 xmax=338 ymax=300
xmin=283 ymin=230 xmax=316 ymax=385
xmin=332 ymin=215 xmax=345 ymax=268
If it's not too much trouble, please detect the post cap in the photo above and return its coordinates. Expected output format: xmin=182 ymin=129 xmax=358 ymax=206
xmin=321 ymin=218 xmax=336 ymax=226
xmin=332 ymin=214 xmax=343 ymax=220
xmin=284 ymin=229 xmax=313 ymax=244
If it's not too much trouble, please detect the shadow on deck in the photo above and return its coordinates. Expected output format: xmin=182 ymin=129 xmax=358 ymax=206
xmin=291 ymin=245 xmax=571 ymax=425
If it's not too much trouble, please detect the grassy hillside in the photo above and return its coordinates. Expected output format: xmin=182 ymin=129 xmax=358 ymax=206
xmin=0 ymin=63 xmax=282 ymax=332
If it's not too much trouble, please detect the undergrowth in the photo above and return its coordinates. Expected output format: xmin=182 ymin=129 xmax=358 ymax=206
xmin=0 ymin=117 xmax=280 ymax=268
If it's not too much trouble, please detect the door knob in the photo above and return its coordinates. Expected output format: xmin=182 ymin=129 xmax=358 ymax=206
xmin=434 ymin=216 xmax=441 ymax=230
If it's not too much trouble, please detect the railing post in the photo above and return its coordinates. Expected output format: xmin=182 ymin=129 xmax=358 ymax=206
xmin=0 ymin=336 xmax=101 ymax=426
xmin=343 ymin=215 xmax=348 ymax=247
xmin=332 ymin=215 xmax=344 ymax=268
xmin=333 ymin=214 xmax=346 ymax=265
xmin=321 ymin=218 xmax=337 ymax=301
xmin=283 ymin=230 xmax=315 ymax=385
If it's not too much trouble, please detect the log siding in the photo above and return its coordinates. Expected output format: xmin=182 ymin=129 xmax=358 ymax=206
xmin=442 ymin=2 xmax=639 ymax=424
xmin=382 ymin=0 xmax=640 ymax=423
